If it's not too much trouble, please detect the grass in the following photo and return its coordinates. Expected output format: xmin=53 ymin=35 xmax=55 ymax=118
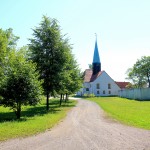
xmin=85 ymin=97 xmax=150 ymax=130
xmin=0 ymin=98 xmax=77 ymax=141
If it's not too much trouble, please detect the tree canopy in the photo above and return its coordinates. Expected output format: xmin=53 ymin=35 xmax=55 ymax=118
xmin=0 ymin=16 xmax=83 ymax=117
xmin=0 ymin=29 xmax=43 ymax=119
xmin=29 ymin=16 xmax=82 ymax=110
xmin=0 ymin=28 xmax=19 ymax=80
xmin=0 ymin=49 xmax=43 ymax=119
xmin=126 ymin=56 xmax=150 ymax=88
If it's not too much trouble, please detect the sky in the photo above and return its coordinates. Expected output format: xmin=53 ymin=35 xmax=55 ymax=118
xmin=0 ymin=0 xmax=150 ymax=81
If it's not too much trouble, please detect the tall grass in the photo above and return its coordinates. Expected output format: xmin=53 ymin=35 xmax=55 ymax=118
xmin=86 ymin=97 xmax=150 ymax=130
xmin=0 ymin=98 xmax=77 ymax=141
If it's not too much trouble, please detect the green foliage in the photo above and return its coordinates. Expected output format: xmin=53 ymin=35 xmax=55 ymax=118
xmin=57 ymin=49 xmax=83 ymax=96
xmin=125 ymin=82 xmax=134 ymax=89
xmin=126 ymin=56 xmax=150 ymax=88
xmin=86 ymin=97 xmax=150 ymax=130
xmin=0 ymin=28 xmax=20 ymax=83
xmin=0 ymin=29 xmax=8 ymax=79
xmin=0 ymin=99 xmax=77 ymax=141
xmin=0 ymin=19 xmax=81 ymax=122
xmin=0 ymin=50 xmax=43 ymax=119
xmin=29 ymin=15 xmax=82 ymax=109
xmin=5 ymin=28 xmax=19 ymax=51
xmin=88 ymin=64 xmax=93 ymax=69
xmin=29 ymin=15 xmax=68 ymax=110
xmin=83 ymin=93 xmax=95 ymax=97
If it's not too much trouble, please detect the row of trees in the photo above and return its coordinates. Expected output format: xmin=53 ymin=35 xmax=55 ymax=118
xmin=0 ymin=16 xmax=82 ymax=119
xmin=126 ymin=56 xmax=150 ymax=88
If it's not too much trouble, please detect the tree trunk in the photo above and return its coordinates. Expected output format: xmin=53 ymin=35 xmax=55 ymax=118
xmin=46 ymin=91 xmax=49 ymax=111
xmin=65 ymin=93 xmax=68 ymax=103
xmin=146 ymin=72 xmax=150 ymax=88
xmin=16 ymin=102 xmax=21 ymax=119
xmin=67 ymin=93 xmax=68 ymax=100
xmin=60 ymin=94 xmax=62 ymax=106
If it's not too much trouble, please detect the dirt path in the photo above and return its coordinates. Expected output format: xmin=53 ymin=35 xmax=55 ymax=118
xmin=0 ymin=98 xmax=150 ymax=150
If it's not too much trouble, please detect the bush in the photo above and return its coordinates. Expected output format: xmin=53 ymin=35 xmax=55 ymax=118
xmin=83 ymin=93 xmax=95 ymax=98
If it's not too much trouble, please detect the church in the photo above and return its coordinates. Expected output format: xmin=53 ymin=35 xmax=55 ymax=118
xmin=77 ymin=38 xmax=129 ymax=96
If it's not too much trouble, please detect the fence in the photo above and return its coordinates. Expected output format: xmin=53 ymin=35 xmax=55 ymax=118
xmin=118 ymin=88 xmax=150 ymax=100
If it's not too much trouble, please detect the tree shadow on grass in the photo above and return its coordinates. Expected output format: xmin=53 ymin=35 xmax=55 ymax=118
xmin=0 ymin=99 xmax=75 ymax=123
xmin=0 ymin=111 xmax=17 ymax=122
xmin=50 ymin=99 xmax=76 ymax=109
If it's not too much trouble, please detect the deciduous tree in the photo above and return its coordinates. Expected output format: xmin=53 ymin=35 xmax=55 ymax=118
xmin=58 ymin=50 xmax=82 ymax=105
xmin=126 ymin=56 xmax=150 ymax=88
xmin=0 ymin=28 xmax=19 ymax=80
xmin=0 ymin=50 xmax=43 ymax=119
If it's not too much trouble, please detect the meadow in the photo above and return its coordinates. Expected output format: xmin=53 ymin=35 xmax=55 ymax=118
xmin=0 ymin=98 xmax=77 ymax=141
xmin=85 ymin=97 xmax=150 ymax=130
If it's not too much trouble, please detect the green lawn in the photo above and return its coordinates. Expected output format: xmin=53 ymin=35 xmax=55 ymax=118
xmin=85 ymin=97 xmax=150 ymax=130
xmin=0 ymin=98 xmax=77 ymax=141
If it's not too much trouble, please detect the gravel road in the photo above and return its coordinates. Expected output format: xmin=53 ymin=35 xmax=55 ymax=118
xmin=0 ymin=98 xmax=150 ymax=150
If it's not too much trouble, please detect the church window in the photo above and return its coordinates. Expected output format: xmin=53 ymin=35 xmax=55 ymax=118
xmin=96 ymin=83 xmax=100 ymax=89
xmin=103 ymin=90 xmax=105 ymax=94
xmin=108 ymin=91 xmax=111 ymax=94
xmin=97 ymin=91 xmax=100 ymax=94
xmin=108 ymin=84 xmax=111 ymax=89
xmin=86 ymin=88 xmax=89 ymax=91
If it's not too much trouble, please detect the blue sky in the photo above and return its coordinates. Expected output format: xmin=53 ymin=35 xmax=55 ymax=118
xmin=0 ymin=0 xmax=150 ymax=81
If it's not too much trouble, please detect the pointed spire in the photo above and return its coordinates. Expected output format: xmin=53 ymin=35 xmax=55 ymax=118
xmin=92 ymin=34 xmax=101 ymax=75
xmin=93 ymin=38 xmax=100 ymax=63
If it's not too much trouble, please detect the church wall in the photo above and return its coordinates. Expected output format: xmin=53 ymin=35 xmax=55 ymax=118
xmin=83 ymin=82 xmax=91 ymax=94
xmin=92 ymin=72 xmax=120 ymax=96
xmin=77 ymin=72 xmax=121 ymax=97
xmin=76 ymin=82 xmax=91 ymax=96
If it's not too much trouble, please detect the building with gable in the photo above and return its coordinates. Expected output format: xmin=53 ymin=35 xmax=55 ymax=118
xmin=77 ymin=38 xmax=129 ymax=96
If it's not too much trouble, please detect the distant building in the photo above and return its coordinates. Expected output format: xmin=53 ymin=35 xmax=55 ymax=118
xmin=115 ymin=82 xmax=130 ymax=90
xmin=77 ymin=38 xmax=129 ymax=96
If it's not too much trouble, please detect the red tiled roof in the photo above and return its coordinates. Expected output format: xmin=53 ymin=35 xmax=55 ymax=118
xmin=115 ymin=82 xmax=130 ymax=89
xmin=84 ymin=69 xmax=93 ymax=82
xmin=84 ymin=69 xmax=103 ymax=82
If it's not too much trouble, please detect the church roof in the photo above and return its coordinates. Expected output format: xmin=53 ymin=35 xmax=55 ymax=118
xmin=90 ymin=71 xmax=103 ymax=82
xmin=84 ymin=70 xmax=129 ymax=88
xmin=84 ymin=69 xmax=103 ymax=82
xmin=84 ymin=69 xmax=93 ymax=82
xmin=93 ymin=39 xmax=100 ymax=63
xmin=115 ymin=82 xmax=130 ymax=89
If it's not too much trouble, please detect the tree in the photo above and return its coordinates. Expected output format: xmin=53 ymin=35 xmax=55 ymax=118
xmin=0 ymin=29 xmax=7 ymax=79
xmin=29 ymin=16 xmax=69 ymax=110
xmin=50 ymin=38 xmax=83 ymax=105
xmin=126 ymin=56 xmax=150 ymax=88
xmin=0 ymin=50 xmax=43 ymax=119
xmin=5 ymin=28 xmax=19 ymax=51
xmin=58 ymin=50 xmax=82 ymax=105
xmin=0 ymin=28 xmax=19 ymax=80
xmin=88 ymin=64 xmax=92 ymax=69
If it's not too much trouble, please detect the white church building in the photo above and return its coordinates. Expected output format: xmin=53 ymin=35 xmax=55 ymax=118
xmin=77 ymin=38 xmax=129 ymax=96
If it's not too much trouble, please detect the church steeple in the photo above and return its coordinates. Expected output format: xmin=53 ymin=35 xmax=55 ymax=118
xmin=92 ymin=36 xmax=101 ymax=75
